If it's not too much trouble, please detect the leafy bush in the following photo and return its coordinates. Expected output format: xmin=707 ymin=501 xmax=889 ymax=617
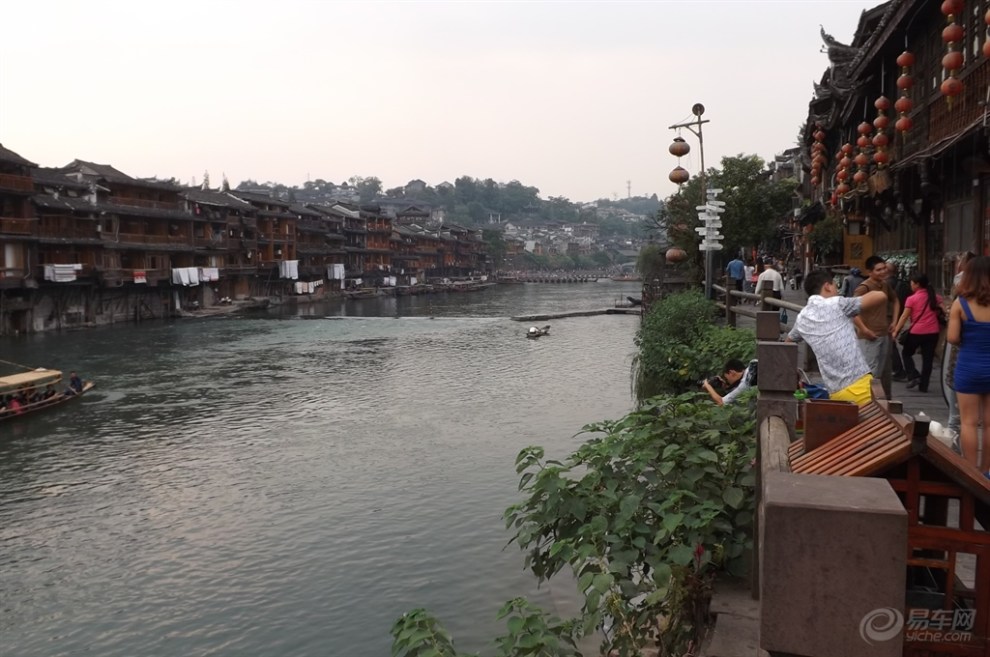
xmin=633 ymin=291 xmax=755 ymax=401
xmin=392 ymin=394 xmax=756 ymax=657
xmin=391 ymin=599 xmax=582 ymax=657
xmin=504 ymin=393 xmax=756 ymax=656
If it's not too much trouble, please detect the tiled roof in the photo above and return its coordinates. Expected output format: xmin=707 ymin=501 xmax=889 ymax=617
xmin=31 ymin=167 xmax=90 ymax=190
xmin=0 ymin=144 xmax=37 ymax=168
xmin=183 ymin=188 xmax=253 ymax=209
xmin=32 ymin=194 xmax=195 ymax=221
xmin=229 ymin=190 xmax=291 ymax=208
xmin=59 ymin=159 xmax=182 ymax=191
xmin=289 ymin=203 xmax=321 ymax=218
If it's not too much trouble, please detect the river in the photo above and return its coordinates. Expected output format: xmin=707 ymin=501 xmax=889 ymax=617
xmin=0 ymin=282 xmax=642 ymax=657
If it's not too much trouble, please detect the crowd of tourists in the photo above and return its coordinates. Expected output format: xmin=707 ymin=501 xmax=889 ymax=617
xmin=713 ymin=251 xmax=988 ymax=479
xmin=787 ymin=253 xmax=988 ymax=479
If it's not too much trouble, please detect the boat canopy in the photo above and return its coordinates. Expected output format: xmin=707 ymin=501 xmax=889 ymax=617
xmin=0 ymin=368 xmax=63 ymax=391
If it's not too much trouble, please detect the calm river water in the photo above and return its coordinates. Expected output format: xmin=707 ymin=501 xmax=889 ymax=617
xmin=0 ymin=282 xmax=642 ymax=657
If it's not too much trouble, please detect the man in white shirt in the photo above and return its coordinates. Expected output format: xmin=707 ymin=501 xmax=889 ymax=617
xmin=787 ymin=269 xmax=889 ymax=404
xmin=754 ymin=263 xmax=784 ymax=299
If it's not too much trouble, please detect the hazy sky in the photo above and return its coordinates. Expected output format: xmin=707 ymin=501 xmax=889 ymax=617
xmin=1 ymin=1 xmax=884 ymax=203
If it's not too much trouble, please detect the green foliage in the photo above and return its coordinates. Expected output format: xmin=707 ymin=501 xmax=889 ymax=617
xmin=504 ymin=394 xmax=757 ymax=656
xmin=391 ymin=599 xmax=582 ymax=657
xmin=808 ymin=211 xmax=844 ymax=263
xmin=635 ymin=244 xmax=667 ymax=282
xmin=664 ymin=155 xmax=796 ymax=261
xmin=633 ymin=292 xmax=754 ymax=401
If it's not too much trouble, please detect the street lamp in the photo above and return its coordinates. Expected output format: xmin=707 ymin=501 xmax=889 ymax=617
xmin=668 ymin=103 xmax=718 ymax=299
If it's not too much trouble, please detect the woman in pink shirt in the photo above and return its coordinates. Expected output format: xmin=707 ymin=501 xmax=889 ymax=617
xmin=892 ymin=273 xmax=943 ymax=393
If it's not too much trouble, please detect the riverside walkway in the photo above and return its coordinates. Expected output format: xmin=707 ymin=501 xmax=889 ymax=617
xmin=730 ymin=285 xmax=950 ymax=423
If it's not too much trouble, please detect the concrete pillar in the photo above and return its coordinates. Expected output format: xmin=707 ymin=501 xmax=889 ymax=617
xmin=760 ymin=472 xmax=907 ymax=657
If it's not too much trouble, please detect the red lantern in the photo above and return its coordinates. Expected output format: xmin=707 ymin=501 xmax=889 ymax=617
xmin=853 ymin=170 xmax=868 ymax=185
xmin=841 ymin=143 xmax=854 ymax=155
xmin=874 ymin=96 xmax=891 ymax=111
xmin=874 ymin=115 xmax=890 ymax=130
xmin=895 ymin=96 xmax=913 ymax=113
xmin=837 ymin=169 xmax=849 ymax=181
xmin=941 ymin=0 xmax=963 ymax=17
xmin=896 ymin=74 xmax=914 ymax=90
xmin=669 ymin=166 xmax=690 ymax=184
xmin=811 ymin=176 xmax=820 ymax=187
xmin=858 ymin=122 xmax=872 ymax=135
xmin=665 ymin=247 xmax=687 ymax=264
xmin=669 ymin=137 xmax=690 ymax=157
xmin=942 ymin=23 xmax=964 ymax=44
xmin=840 ymin=156 xmax=853 ymax=169
xmin=857 ymin=135 xmax=871 ymax=148
xmin=814 ymin=130 xmax=826 ymax=141
xmin=872 ymin=133 xmax=889 ymax=148
xmin=895 ymin=116 xmax=913 ymax=132
xmin=941 ymin=76 xmax=964 ymax=97
xmin=873 ymin=151 xmax=890 ymax=165
xmin=943 ymin=50 xmax=964 ymax=71
xmin=854 ymin=152 xmax=870 ymax=167
xmin=896 ymin=51 xmax=915 ymax=67
xmin=836 ymin=183 xmax=851 ymax=195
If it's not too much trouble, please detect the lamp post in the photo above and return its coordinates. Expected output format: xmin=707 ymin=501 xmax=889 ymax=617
xmin=668 ymin=103 xmax=717 ymax=299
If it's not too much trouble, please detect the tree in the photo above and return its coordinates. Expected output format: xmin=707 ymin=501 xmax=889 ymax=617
xmin=356 ymin=176 xmax=382 ymax=203
xmin=454 ymin=176 xmax=478 ymax=204
xmin=663 ymin=155 xmax=796 ymax=265
xmin=482 ymin=229 xmax=507 ymax=270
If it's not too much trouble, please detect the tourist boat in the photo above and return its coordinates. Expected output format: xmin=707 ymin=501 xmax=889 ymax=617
xmin=610 ymin=274 xmax=642 ymax=282
xmin=526 ymin=325 xmax=551 ymax=339
xmin=0 ymin=368 xmax=95 ymax=423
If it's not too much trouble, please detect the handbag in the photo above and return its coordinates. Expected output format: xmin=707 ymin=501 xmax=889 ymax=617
xmin=897 ymin=329 xmax=908 ymax=346
xmin=935 ymin=304 xmax=948 ymax=327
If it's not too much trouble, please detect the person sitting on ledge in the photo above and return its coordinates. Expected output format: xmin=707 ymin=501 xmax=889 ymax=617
xmin=786 ymin=269 xmax=889 ymax=405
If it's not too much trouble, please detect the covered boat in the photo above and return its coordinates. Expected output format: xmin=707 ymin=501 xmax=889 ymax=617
xmin=0 ymin=367 xmax=94 ymax=422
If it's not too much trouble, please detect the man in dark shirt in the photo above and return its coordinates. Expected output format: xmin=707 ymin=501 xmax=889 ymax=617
xmin=68 ymin=372 xmax=83 ymax=394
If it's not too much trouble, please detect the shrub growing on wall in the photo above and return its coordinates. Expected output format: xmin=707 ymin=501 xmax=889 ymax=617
xmin=633 ymin=291 xmax=755 ymax=401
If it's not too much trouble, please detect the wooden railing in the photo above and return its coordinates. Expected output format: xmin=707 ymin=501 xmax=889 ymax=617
xmin=928 ymin=58 xmax=989 ymax=144
xmin=108 ymin=197 xmax=179 ymax=211
xmin=0 ymin=173 xmax=34 ymax=192
xmin=0 ymin=216 xmax=37 ymax=235
xmin=37 ymin=226 xmax=97 ymax=239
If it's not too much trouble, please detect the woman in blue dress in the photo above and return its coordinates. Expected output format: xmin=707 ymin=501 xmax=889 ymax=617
xmin=947 ymin=255 xmax=990 ymax=476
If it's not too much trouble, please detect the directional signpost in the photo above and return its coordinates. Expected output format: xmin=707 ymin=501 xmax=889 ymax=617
xmin=697 ymin=188 xmax=725 ymax=298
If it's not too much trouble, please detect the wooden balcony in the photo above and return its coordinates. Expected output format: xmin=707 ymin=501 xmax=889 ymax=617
xmin=0 ymin=216 xmax=37 ymax=236
xmin=0 ymin=267 xmax=29 ymax=287
xmin=114 ymin=232 xmax=167 ymax=244
xmin=109 ymin=197 xmax=180 ymax=211
xmin=0 ymin=173 xmax=34 ymax=193
xmin=194 ymin=235 xmax=229 ymax=249
xmin=37 ymin=225 xmax=98 ymax=239
xmin=928 ymin=58 xmax=990 ymax=144
xmin=96 ymin=267 xmax=167 ymax=285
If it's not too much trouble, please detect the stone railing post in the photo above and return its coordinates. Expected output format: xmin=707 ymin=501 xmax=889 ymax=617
xmin=760 ymin=472 xmax=907 ymax=657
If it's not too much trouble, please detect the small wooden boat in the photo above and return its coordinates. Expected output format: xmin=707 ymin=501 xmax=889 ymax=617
xmin=526 ymin=325 xmax=551 ymax=339
xmin=0 ymin=368 xmax=95 ymax=423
